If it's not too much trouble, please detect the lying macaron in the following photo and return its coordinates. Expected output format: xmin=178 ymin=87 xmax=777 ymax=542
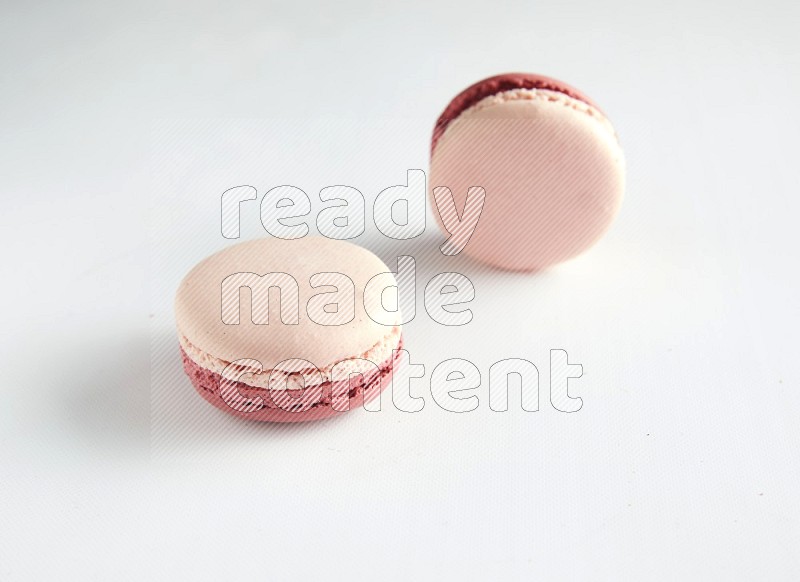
xmin=175 ymin=237 xmax=403 ymax=422
xmin=429 ymin=73 xmax=625 ymax=271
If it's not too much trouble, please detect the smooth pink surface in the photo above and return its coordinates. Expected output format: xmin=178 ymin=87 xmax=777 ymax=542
xmin=429 ymin=77 xmax=625 ymax=271
xmin=180 ymin=337 xmax=403 ymax=423
xmin=175 ymin=238 xmax=401 ymax=372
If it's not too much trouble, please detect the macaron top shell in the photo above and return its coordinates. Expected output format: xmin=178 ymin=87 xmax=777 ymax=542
xmin=175 ymin=237 xmax=400 ymax=374
xmin=432 ymin=73 xmax=601 ymax=153
xmin=429 ymin=78 xmax=625 ymax=271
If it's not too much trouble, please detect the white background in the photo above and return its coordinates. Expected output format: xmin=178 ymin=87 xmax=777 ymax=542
xmin=2 ymin=0 xmax=799 ymax=580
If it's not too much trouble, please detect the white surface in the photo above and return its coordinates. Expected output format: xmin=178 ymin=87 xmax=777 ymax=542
xmin=2 ymin=0 xmax=799 ymax=580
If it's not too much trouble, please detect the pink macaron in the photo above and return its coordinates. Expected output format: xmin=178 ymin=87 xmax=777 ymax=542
xmin=429 ymin=73 xmax=625 ymax=271
xmin=175 ymin=237 xmax=403 ymax=422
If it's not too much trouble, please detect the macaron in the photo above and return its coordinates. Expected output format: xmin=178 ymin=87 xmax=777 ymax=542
xmin=175 ymin=237 xmax=403 ymax=422
xmin=429 ymin=73 xmax=625 ymax=271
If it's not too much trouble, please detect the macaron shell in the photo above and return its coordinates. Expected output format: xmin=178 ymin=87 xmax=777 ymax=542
xmin=429 ymin=89 xmax=625 ymax=271
xmin=175 ymin=237 xmax=401 ymax=371
xmin=432 ymin=73 xmax=602 ymax=153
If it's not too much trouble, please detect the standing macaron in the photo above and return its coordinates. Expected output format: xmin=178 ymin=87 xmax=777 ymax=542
xmin=430 ymin=73 xmax=625 ymax=271
xmin=175 ymin=237 xmax=403 ymax=422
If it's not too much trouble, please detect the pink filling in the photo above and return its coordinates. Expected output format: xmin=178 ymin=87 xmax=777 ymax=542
xmin=180 ymin=336 xmax=403 ymax=422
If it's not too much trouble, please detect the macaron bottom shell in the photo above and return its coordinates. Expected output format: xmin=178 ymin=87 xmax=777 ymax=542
xmin=180 ymin=337 xmax=403 ymax=423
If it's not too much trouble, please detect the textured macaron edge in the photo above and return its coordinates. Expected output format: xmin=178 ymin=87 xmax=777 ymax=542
xmin=431 ymin=73 xmax=604 ymax=154
xmin=178 ymin=323 xmax=403 ymax=389
xmin=455 ymin=87 xmax=620 ymax=145
xmin=181 ymin=334 xmax=403 ymax=422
